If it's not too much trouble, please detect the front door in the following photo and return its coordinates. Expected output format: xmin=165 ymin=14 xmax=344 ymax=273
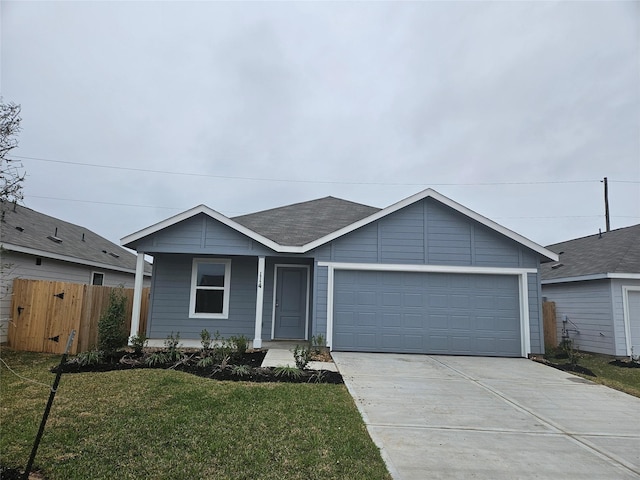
xmin=273 ymin=266 xmax=308 ymax=340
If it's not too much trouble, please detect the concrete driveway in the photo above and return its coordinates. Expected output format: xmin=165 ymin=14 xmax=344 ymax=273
xmin=332 ymin=353 xmax=640 ymax=480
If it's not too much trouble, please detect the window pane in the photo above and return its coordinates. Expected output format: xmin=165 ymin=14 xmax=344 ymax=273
xmin=197 ymin=263 xmax=225 ymax=287
xmin=92 ymin=273 xmax=104 ymax=286
xmin=195 ymin=289 xmax=224 ymax=314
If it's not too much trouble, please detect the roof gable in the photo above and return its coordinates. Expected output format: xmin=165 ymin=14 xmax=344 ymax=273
xmin=121 ymin=188 xmax=557 ymax=261
xmin=1 ymin=202 xmax=151 ymax=274
xmin=541 ymin=224 xmax=640 ymax=281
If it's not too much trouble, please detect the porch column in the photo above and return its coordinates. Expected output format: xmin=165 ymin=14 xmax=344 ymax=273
xmin=253 ymin=256 xmax=266 ymax=349
xmin=129 ymin=252 xmax=146 ymax=342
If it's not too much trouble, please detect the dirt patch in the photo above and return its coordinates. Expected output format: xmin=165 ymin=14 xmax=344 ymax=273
xmin=531 ymin=356 xmax=596 ymax=377
xmin=0 ymin=466 xmax=46 ymax=479
xmin=609 ymin=359 xmax=640 ymax=369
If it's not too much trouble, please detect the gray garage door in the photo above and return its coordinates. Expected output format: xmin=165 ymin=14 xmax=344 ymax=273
xmin=333 ymin=270 xmax=522 ymax=357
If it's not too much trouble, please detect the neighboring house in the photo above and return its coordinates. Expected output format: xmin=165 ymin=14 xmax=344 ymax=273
xmin=122 ymin=189 xmax=557 ymax=358
xmin=541 ymin=224 xmax=640 ymax=358
xmin=0 ymin=202 xmax=152 ymax=343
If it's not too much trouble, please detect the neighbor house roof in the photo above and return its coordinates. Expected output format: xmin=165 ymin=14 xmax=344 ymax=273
xmin=122 ymin=188 xmax=558 ymax=262
xmin=541 ymin=224 xmax=640 ymax=284
xmin=1 ymin=202 xmax=152 ymax=275
xmin=232 ymin=196 xmax=381 ymax=246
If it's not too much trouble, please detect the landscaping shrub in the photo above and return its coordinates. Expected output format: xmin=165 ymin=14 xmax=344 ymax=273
xmin=97 ymin=287 xmax=128 ymax=354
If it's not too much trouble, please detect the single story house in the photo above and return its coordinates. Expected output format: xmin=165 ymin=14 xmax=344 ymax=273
xmin=541 ymin=224 xmax=640 ymax=358
xmin=0 ymin=202 xmax=152 ymax=343
xmin=122 ymin=189 xmax=557 ymax=358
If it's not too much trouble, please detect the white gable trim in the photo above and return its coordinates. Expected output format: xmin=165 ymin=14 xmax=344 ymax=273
xmin=2 ymin=243 xmax=150 ymax=276
xmin=121 ymin=189 xmax=558 ymax=261
xmin=542 ymin=273 xmax=640 ymax=285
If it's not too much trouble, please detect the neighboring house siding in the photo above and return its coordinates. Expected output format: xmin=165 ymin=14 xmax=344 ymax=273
xmin=0 ymin=251 xmax=144 ymax=343
xmin=610 ymin=278 xmax=640 ymax=356
xmin=542 ymin=280 xmax=615 ymax=355
xmin=148 ymin=254 xmax=258 ymax=340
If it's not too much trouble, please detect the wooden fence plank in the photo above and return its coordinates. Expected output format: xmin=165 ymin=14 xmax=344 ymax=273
xmin=543 ymin=301 xmax=557 ymax=349
xmin=9 ymin=279 xmax=150 ymax=354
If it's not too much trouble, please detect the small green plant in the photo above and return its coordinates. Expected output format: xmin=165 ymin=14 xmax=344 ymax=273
xmin=97 ymin=287 xmax=128 ymax=354
xmin=308 ymin=370 xmax=327 ymax=384
xmin=560 ymin=338 xmax=580 ymax=366
xmin=274 ymin=365 xmax=303 ymax=379
xmin=74 ymin=350 xmax=104 ymax=366
xmin=129 ymin=333 xmax=148 ymax=354
xmin=164 ymin=332 xmax=182 ymax=362
xmin=196 ymin=355 xmax=216 ymax=368
xmin=293 ymin=344 xmax=311 ymax=370
xmin=144 ymin=352 xmax=168 ymax=367
xmin=211 ymin=331 xmax=232 ymax=361
xmin=200 ymin=329 xmax=212 ymax=351
xmin=230 ymin=335 xmax=249 ymax=355
xmin=231 ymin=364 xmax=251 ymax=377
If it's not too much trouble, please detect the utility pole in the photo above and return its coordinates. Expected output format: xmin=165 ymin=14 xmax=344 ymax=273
xmin=603 ymin=177 xmax=610 ymax=232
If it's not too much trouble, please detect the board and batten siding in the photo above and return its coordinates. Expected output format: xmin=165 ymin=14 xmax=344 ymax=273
xmin=542 ymin=280 xmax=616 ymax=355
xmin=309 ymin=198 xmax=544 ymax=353
xmin=134 ymin=214 xmax=276 ymax=257
xmin=0 ymin=250 xmax=143 ymax=343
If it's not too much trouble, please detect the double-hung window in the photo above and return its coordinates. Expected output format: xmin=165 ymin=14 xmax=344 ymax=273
xmin=189 ymin=258 xmax=231 ymax=318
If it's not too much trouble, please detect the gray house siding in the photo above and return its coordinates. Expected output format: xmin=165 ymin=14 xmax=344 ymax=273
xmin=148 ymin=254 xmax=258 ymax=340
xmin=0 ymin=250 xmax=144 ymax=343
xmin=147 ymin=254 xmax=314 ymax=341
xmin=542 ymin=280 xmax=615 ymax=355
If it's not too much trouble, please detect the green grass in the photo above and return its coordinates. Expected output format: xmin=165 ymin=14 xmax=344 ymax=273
xmin=0 ymin=349 xmax=392 ymax=480
xmin=545 ymin=349 xmax=640 ymax=398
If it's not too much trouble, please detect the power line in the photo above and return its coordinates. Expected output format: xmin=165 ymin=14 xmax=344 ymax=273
xmin=9 ymin=154 xmax=614 ymax=186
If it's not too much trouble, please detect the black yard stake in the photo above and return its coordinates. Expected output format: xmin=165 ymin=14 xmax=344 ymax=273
xmin=23 ymin=330 xmax=76 ymax=480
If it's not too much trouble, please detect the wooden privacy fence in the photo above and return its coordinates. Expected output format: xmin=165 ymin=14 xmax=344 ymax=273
xmin=8 ymin=279 xmax=149 ymax=355
xmin=543 ymin=301 xmax=557 ymax=349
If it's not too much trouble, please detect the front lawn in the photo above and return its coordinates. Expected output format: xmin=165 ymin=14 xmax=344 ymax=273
xmin=0 ymin=349 xmax=391 ymax=480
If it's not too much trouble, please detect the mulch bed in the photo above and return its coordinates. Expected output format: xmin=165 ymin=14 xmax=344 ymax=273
xmin=530 ymin=356 xmax=596 ymax=377
xmin=52 ymin=350 xmax=343 ymax=384
xmin=609 ymin=359 xmax=640 ymax=368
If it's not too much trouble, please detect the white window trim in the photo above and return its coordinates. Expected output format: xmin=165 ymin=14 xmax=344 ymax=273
xmin=91 ymin=271 xmax=105 ymax=286
xmin=189 ymin=258 xmax=231 ymax=319
xmin=319 ymin=261 xmax=535 ymax=357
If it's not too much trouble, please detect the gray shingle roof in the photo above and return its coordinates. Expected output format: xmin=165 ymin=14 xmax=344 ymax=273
xmin=541 ymin=224 xmax=640 ymax=281
xmin=232 ymin=196 xmax=381 ymax=246
xmin=0 ymin=202 xmax=151 ymax=274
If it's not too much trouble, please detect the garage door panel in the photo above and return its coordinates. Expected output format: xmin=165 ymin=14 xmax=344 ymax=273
xmin=333 ymin=271 xmax=521 ymax=357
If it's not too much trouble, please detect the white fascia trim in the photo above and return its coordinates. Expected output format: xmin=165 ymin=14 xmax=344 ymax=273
xmin=120 ymin=204 xmax=288 ymax=253
xmin=542 ymin=273 xmax=640 ymax=285
xmin=2 ymin=243 xmax=150 ymax=276
xmin=622 ymin=286 xmax=640 ymax=357
xmin=317 ymin=261 xmax=537 ymax=276
xmin=303 ymin=189 xmax=558 ymax=261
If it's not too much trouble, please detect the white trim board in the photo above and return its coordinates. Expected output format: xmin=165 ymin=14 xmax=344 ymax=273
xmin=121 ymin=189 xmax=558 ymax=262
xmin=321 ymin=262 xmax=532 ymax=357
xmin=542 ymin=273 xmax=640 ymax=285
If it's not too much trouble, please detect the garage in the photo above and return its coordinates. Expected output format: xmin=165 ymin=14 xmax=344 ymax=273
xmin=332 ymin=270 xmax=522 ymax=357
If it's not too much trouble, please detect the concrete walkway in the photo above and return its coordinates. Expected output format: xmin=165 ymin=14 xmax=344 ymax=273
xmin=260 ymin=345 xmax=338 ymax=372
xmin=332 ymin=352 xmax=640 ymax=480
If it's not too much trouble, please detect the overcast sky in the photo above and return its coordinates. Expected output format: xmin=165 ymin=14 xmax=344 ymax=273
xmin=1 ymin=1 xmax=638 ymax=251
